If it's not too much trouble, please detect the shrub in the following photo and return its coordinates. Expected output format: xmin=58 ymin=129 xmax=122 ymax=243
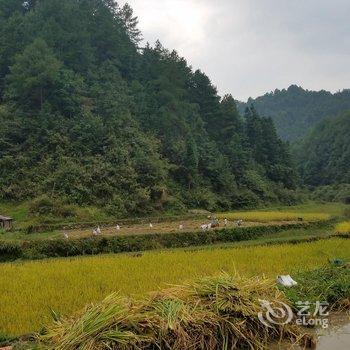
xmin=311 ymin=183 xmax=350 ymax=203
xmin=0 ymin=241 xmax=23 ymax=261
xmin=29 ymin=195 xmax=56 ymax=216
xmin=29 ymin=195 xmax=76 ymax=218
xmin=344 ymin=208 xmax=350 ymax=218
xmin=186 ymin=188 xmax=219 ymax=212
xmin=163 ymin=196 xmax=187 ymax=214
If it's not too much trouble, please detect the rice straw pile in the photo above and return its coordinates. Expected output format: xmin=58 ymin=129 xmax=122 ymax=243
xmin=41 ymin=274 xmax=313 ymax=349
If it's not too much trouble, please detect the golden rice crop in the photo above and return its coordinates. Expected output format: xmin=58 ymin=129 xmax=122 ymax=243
xmin=216 ymin=210 xmax=330 ymax=222
xmin=0 ymin=238 xmax=349 ymax=336
xmin=335 ymin=221 xmax=350 ymax=234
xmin=41 ymin=274 xmax=313 ymax=350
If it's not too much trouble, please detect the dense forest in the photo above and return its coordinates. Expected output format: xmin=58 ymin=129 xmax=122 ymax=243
xmin=294 ymin=111 xmax=350 ymax=187
xmin=238 ymin=85 xmax=350 ymax=141
xmin=0 ymin=0 xmax=301 ymax=216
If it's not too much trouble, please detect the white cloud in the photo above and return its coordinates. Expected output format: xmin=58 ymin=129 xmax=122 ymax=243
xmin=124 ymin=0 xmax=350 ymax=100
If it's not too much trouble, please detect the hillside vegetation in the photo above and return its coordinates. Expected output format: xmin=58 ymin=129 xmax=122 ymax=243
xmin=238 ymin=85 xmax=350 ymax=141
xmin=0 ymin=0 xmax=299 ymax=216
xmin=294 ymin=111 xmax=350 ymax=187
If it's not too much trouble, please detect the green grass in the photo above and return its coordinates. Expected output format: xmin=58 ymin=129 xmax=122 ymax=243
xmin=0 ymin=230 xmax=62 ymax=241
xmin=0 ymin=201 xmax=110 ymax=231
xmin=284 ymin=265 xmax=350 ymax=309
xmin=255 ymin=201 xmax=348 ymax=216
xmin=0 ymin=202 xmax=29 ymax=225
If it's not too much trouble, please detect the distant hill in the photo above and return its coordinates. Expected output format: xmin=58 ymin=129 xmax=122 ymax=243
xmin=293 ymin=111 xmax=350 ymax=186
xmin=237 ymin=85 xmax=350 ymax=141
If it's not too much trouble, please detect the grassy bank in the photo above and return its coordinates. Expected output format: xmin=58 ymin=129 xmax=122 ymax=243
xmin=0 ymin=238 xmax=349 ymax=336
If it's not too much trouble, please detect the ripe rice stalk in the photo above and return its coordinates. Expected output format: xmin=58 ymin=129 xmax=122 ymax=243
xmin=217 ymin=211 xmax=330 ymax=222
xmin=41 ymin=274 xmax=314 ymax=350
xmin=2 ymin=238 xmax=349 ymax=336
xmin=41 ymin=293 xmax=151 ymax=350
xmin=335 ymin=221 xmax=350 ymax=235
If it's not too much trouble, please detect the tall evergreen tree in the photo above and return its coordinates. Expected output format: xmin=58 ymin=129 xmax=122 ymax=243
xmin=5 ymin=38 xmax=61 ymax=110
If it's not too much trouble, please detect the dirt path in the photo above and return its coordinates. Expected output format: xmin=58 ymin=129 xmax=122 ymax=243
xmin=59 ymin=219 xmax=300 ymax=239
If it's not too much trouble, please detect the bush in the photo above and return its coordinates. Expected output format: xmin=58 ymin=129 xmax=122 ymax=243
xmin=163 ymin=196 xmax=187 ymax=214
xmin=311 ymin=183 xmax=350 ymax=203
xmin=29 ymin=195 xmax=56 ymax=216
xmin=0 ymin=241 xmax=23 ymax=261
xmin=230 ymin=188 xmax=261 ymax=209
xmin=29 ymin=195 xmax=76 ymax=218
xmin=186 ymin=188 xmax=219 ymax=212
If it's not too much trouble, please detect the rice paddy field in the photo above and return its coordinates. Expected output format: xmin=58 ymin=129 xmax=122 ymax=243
xmin=335 ymin=221 xmax=350 ymax=234
xmin=0 ymin=201 xmax=346 ymax=242
xmin=216 ymin=211 xmax=330 ymax=222
xmin=1 ymin=238 xmax=349 ymax=336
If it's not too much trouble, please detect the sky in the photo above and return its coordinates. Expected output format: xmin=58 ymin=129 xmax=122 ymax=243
xmin=124 ymin=0 xmax=350 ymax=101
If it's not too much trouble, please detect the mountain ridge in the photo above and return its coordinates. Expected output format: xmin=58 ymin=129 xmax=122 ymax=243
xmin=237 ymin=85 xmax=350 ymax=141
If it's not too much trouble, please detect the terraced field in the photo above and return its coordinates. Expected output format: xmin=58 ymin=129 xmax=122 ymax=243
xmin=1 ymin=238 xmax=349 ymax=336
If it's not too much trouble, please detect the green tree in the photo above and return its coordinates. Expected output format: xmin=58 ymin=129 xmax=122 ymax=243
xmin=118 ymin=3 xmax=142 ymax=45
xmin=5 ymin=38 xmax=61 ymax=110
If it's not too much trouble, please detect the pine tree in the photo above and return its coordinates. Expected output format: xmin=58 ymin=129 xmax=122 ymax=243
xmin=118 ymin=3 xmax=142 ymax=45
xmin=5 ymin=38 xmax=61 ymax=110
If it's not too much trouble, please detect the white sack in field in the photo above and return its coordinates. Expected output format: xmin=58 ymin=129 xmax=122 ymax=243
xmin=276 ymin=275 xmax=297 ymax=287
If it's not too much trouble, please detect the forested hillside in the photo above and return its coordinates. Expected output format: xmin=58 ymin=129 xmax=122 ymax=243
xmin=238 ymin=85 xmax=350 ymax=141
xmin=294 ymin=111 xmax=350 ymax=187
xmin=0 ymin=0 xmax=299 ymax=215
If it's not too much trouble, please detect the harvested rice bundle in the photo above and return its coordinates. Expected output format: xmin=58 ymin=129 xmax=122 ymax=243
xmin=41 ymin=274 xmax=313 ymax=349
xmin=41 ymin=294 xmax=150 ymax=350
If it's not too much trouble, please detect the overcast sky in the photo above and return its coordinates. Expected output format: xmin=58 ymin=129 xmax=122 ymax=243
xmin=124 ymin=0 xmax=350 ymax=101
